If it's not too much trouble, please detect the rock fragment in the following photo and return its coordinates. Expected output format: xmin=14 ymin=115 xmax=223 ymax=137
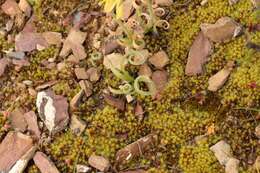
xmin=200 ymin=17 xmax=242 ymax=43
xmin=70 ymin=89 xmax=84 ymax=110
xmin=33 ymin=152 xmax=60 ymax=173
xmin=151 ymin=70 xmax=168 ymax=91
xmin=254 ymin=156 xmax=260 ymax=170
xmin=208 ymin=61 xmax=234 ymax=91
xmin=36 ymin=90 xmax=69 ymax=134
xmin=149 ymin=50 xmax=169 ymax=69
xmin=229 ymin=0 xmax=239 ymax=5
xmin=42 ymin=32 xmax=62 ymax=46
xmin=120 ymin=0 xmax=134 ymax=20
xmin=60 ymin=28 xmax=87 ymax=59
xmin=225 ymin=158 xmax=240 ymax=173
xmin=0 ymin=57 xmax=10 ymax=77
xmin=103 ymin=53 xmax=128 ymax=70
xmin=185 ymin=31 xmax=212 ymax=76
xmin=79 ymin=80 xmax=93 ymax=97
xmin=138 ymin=64 xmax=152 ymax=77
xmin=119 ymin=170 xmax=146 ymax=173
xmin=5 ymin=50 xmax=25 ymax=59
xmin=88 ymin=155 xmax=110 ymax=172
xmin=18 ymin=0 xmax=32 ymax=17
xmin=116 ymin=134 xmax=157 ymax=164
xmin=104 ymin=94 xmax=125 ymax=111
xmin=35 ymin=80 xmax=58 ymax=91
xmin=134 ymin=102 xmax=144 ymax=121
xmin=251 ymin=0 xmax=260 ymax=8
xmin=24 ymin=111 xmax=41 ymax=139
xmin=75 ymin=68 xmax=88 ymax=80
xmin=70 ymin=115 xmax=86 ymax=136
xmin=1 ymin=0 xmax=22 ymax=17
xmin=0 ymin=131 xmax=34 ymax=172
xmin=76 ymin=164 xmax=91 ymax=173
xmin=210 ymin=140 xmax=232 ymax=165
xmin=86 ymin=67 xmax=101 ymax=83
xmin=9 ymin=108 xmax=27 ymax=132
xmin=255 ymin=124 xmax=260 ymax=138
xmin=102 ymin=40 xmax=120 ymax=55
xmin=154 ymin=0 xmax=173 ymax=6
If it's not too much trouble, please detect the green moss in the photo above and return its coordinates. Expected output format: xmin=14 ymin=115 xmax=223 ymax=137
xmin=179 ymin=143 xmax=223 ymax=173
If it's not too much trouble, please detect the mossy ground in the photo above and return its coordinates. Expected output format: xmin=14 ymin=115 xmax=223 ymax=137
xmin=0 ymin=0 xmax=259 ymax=173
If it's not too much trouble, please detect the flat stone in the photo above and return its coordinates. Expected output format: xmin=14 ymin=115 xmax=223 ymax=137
xmin=185 ymin=31 xmax=212 ymax=76
xmin=121 ymin=0 xmax=134 ymax=20
xmin=138 ymin=64 xmax=152 ymax=77
xmin=149 ymin=50 xmax=169 ymax=69
xmin=152 ymin=70 xmax=168 ymax=91
xmin=6 ymin=50 xmax=25 ymax=59
xmin=75 ymin=68 xmax=88 ymax=80
xmin=42 ymin=32 xmax=62 ymax=46
xmin=102 ymin=40 xmax=120 ymax=55
xmin=70 ymin=115 xmax=86 ymax=136
xmin=88 ymin=155 xmax=110 ymax=172
xmin=210 ymin=140 xmax=233 ymax=165
xmin=9 ymin=108 xmax=27 ymax=132
xmin=201 ymin=17 xmax=242 ymax=43
xmin=76 ymin=164 xmax=91 ymax=173
xmin=86 ymin=67 xmax=101 ymax=83
xmin=1 ymin=0 xmax=22 ymax=17
xmin=225 ymin=158 xmax=240 ymax=173
xmin=60 ymin=28 xmax=87 ymax=59
xmin=24 ymin=111 xmax=41 ymax=139
xmin=0 ymin=131 xmax=34 ymax=172
xmin=18 ymin=0 xmax=32 ymax=17
xmin=103 ymin=53 xmax=127 ymax=71
xmin=208 ymin=61 xmax=234 ymax=91
xmin=79 ymin=80 xmax=93 ymax=97
xmin=70 ymin=89 xmax=84 ymax=110
xmin=104 ymin=93 xmax=125 ymax=111
xmin=35 ymin=81 xmax=58 ymax=91
xmin=33 ymin=152 xmax=60 ymax=173
xmin=0 ymin=57 xmax=10 ymax=77
xmin=36 ymin=89 xmax=69 ymax=134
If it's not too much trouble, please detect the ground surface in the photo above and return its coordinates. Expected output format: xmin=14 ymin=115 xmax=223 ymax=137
xmin=0 ymin=0 xmax=259 ymax=173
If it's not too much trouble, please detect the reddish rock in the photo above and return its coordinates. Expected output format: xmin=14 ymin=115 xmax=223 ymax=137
xmin=36 ymin=89 xmax=69 ymax=133
xmin=35 ymin=80 xmax=58 ymax=91
xmin=33 ymin=152 xmax=60 ymax=173
xmin=70 ymin=89 xmax=84 ymax=110
xmin=18 ymin=0 xmax=32 ymax=17
xmin=75 ymin=67 xmax=88 ymax=80
xmin=154 ymin=0 xmax=173 ymax=6
xmin=0 ymin=131 xmax=34 ymax=172
xmin=1 ymin=0 xmax=22 ymax=17
xmin=15 ymin=32 xmax=48 ymax=52
xmin=24 ymin=111 xmax=41 ymax=139
xmin=200 ymin=17 xmax=242 ymax=43
xmin=149 ymin=50 xmax=169 ymax=69
xmin=102 ymin=40 xmax=121 ymax=55
xmin=42 ymin=32 xmax=62 ymax=46
xmin=134 ymin=102 xmax=144 ymax=121
xmin=152 ymin=70 xmax=168 ymax=91
xmin=104 ymin=94 xmax=125 ymax=111
xmin=138 ymin=64 xmax=152 ymax=77
xmin=79 ymin=80 xmax=93 ymax=97
xmin=0 ymin=57 xmax=10 ymax=77
xmin=88 ymin=155 xmax=110 ymax=172
xmin=185 ymin=31 xmax=213 ymax=76
xmin=9 ymin=108 xmax=27 ymax=132
xmin=60 ymin=28 xmax=87 ymax=59
xmin=86 ymin=67 xmax=101 ymax=83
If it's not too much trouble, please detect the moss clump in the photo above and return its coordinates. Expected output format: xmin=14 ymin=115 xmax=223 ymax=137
xmin=179 ymin=143 xmax=223 ymax=173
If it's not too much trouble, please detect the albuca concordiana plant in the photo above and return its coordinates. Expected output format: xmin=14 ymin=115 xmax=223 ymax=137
xmin=100 ymin=0 xmax=124 ymax=19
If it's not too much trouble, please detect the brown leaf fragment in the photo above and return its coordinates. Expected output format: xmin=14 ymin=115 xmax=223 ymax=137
xmin=33 ymin=152 xmax=60 ymax=173
xmin=36 ymin=89 xmax=69 ymax=134
xmin=70 ymin=89 xmax=84 ymax=110
xmin=1 ymin=0 xmax=22 ymax=17
xmin=102 ymin=40 xmax=121 ymax=55
xmin=60 ymin=28 xmax=87 ymax=59
xmin=79 ymin=80 xmax=93 ymax=98
xmin=42 ymin=32 xmax=62 ymax=46
xmin=24 ymin=111 xmax=41 ymax=139
xmin=70 ymin=115 xmax=86 ymax=136
xmin=18 ymin=0 xmax=32 ymax=17
xmin=149 ymin=50 xmax=169 ymax=69
xmin=15 ymin=32 xmax=48 ymax=52
xmin=86 ymin=67 xmax=101 ymax=83
xmin=88 ymin=155 xmax=110 ymax=172
xmin=115 ymin=134 xmax=157 ymax=164
xmin=201 ymin=17 xmax=242 ymax=43
xmin=9 ymin=108 xmax=27 ymax=132
xmin=75 ymin=67 xmax=88 ymax=80
xmin=0 ymin=131 xmax=34 ymax=172
xmin=104 ymin=93 xmax=125 ymax=111
xmin=208 ymin=61 xmax=234 ymax=91
xmin=185 ymin=31 xmax=213 ymax=76
xmin=0 ymin=57 xmax=10 ymax=77
xmin=138 ymin=64 xmax=152 ymax=77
